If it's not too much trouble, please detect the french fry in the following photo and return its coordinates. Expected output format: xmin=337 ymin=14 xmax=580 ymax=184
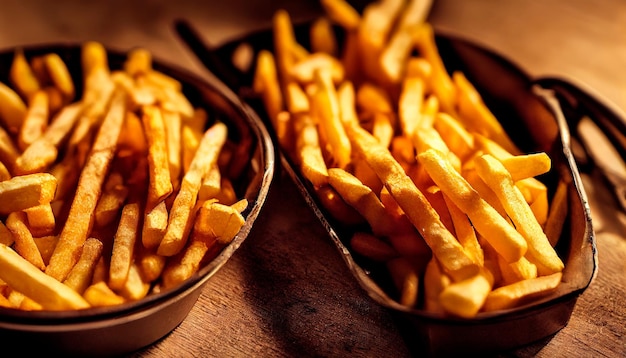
xmin=418 ymin=149 xmax=528 ymax=263
xmin=46 ymin=90 xmax=126 ymax=282
xmin=474 ymin=154 xmax=564 ymax=275
xmin=24 ymin=203 xmax=56 ymax=237
xmin=483 ymin=272 xmax=562 ymax=312
xmin=142 ymin=105 xmax=173 ymax=209
xmin=0 ymin=173 xmax=57 ymax=215
xmin=94 ymin=171 xmax=129 ymax=228
xmin=320 ymin=0 xmax=361 ymax=31
xmin=0 ymin=244 xmax=90 ymax=310
xmin=6 ymin=211 xmax=46 ymax=271
xmin=18 ymin=89 xmax=49 ymax=151
xmin=163 ymin=109 xmax=183 ymax=191
xmin=118 ymin=263 xmax=150 ymax=301
xmin=43 ymin=53 xmax=75 ymax=102
xmin=193 ymin=200 xmax=246 ymax=245
xmin=310 ymin=17 xmax=338 ymax=56
xmin=439 ymin=268 xmax=493 ymax=318
xmin=544 ymin=180 xmax=569 ymax=246
xmin=157 ymin=122 xmax=228 ymax=256
xmin=253 ymin=50 xmax=284 ymax=126
xmin=295 ymin=114 xmax=330 ymax=187
xmin=290 ymin=53 xmax=344 ymax=85
xmin=63 ymin=238 xmax=104 ymax=294
xmin=0 ymin=81 xmax=27 ymax=134
xmin=398 ymin=75 xmax=425 ymax=137
xmin=83 ymin=281 xmax=125 ymax=307
xmin=500 ymin=152 xmax=551 ymax=181
xmin=9 ymin=48 xmax=41 ymax=101
xmin=124 ymin=48 xmax=152 ymax=76
xmin=387 ymin=256 xmax=420 ymax=307
xmin=350 ymin=232 xmax=398 ymax=262
xmin=109 ymin=202 xmax=141 ymax=290
xmin=142 ymin=201 xmax=168 ymax=250
xmin=33 ymin=235 xmax=57 ymax=266
xmin=0 ymin=125 xmax=19 ymax=174
xmin=161 ymin=237 xmax=214 ymax=290
xmin=0 ymin=161 xmax=10 ymax=182
xmin=347 ymin=124 xmax=477 ymax=281
xmin=0 ymin=220 xmax=15 ymax=246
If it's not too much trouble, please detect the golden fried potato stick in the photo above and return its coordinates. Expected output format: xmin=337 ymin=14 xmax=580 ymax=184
xmin=18 ymin=90 xmax=49 ymax=151
xmin=379 ymin=28 xmax=414 ymax=85
xmin=439 ymin=268 xmax=493 ymax=318
xmin=198 ymin=165 xmax=221 ymax=201
xmin=157 ymin=122 xmax=228 ymax=256
xmin=499 ymin=152 xmax=551 ymax=182
xmin=483 ymin=272 xmax=562 ymax=312
xmin=109 ymin=202 xmax=141 ymax=290
xmin=290 ymin=53 xmax=345 ymax=85
xmin=433 ymin=112 xmax=475 ymax=162
xmin=474 ymin=154 xmax=564 ymax=275
xmin=497 ymin=254 xmax=537 ymax=284
xmin=412 ymin=23 xmax=456 ymax=114
xmin=181 ymin=124 xmax=201 ymax=173
xmin=43 ymin=53 xmax=75 ymax=102
xmin=24 ymin=203 xmax=56 ymax=237
xmin=124 ymin=48 xmax=152 ymax=76
xmin=136 ymin=246 xmax=167 ymax=283
xmin=118 ymin=263 xmax=150 ymax=301
xmin=46 ymin=90 xmax=126 ymax=282
xmin=356 ymin=82 xmax=393 ymax=117
xmin=6 ymin=211 xmax=45 ymax=271
xmin=423 ymin=257 xmax=450 ymax=314
xmin=9 ymin=48 xmax=41 ymax=101
xmin=0 ymin=173 xmax=57 ymax=215
xmin=94 ymin=171 xmax=129 ymax=228
xmin=63 ymin=237 xmax=103 ymax=295
xmin=315 ymin=185 xmax=365 ymax=226
xmin=544 ymin=180 xmax=569 ymax=247
xmin=253 ymin=50 xmax=284 ymax=127
xmin=320 ymin=0 xmax=361 ymax=31
xmin=33 ymin=235 xmax=57 ymax=265
xmin=82 ymin=41 xmax=108 ymax=76
xmin=347 ymin=124 xmax=477 ymax=281
xmin=194 ymin=200 xmax=246 ymax=244
xmin=311 ymin=17 xmax=338 ymax=56
xmin=0 ymin=243 xmax=90 ymax=310
xmin=163 ymin=109 xmax=183 ymax=191
xmin=15 ymin=101 xmax=84 ymax=175
xmin=294 ymin=114 xmax=329 ymax=187
xmin=0 ymin=162 xmax=9 ymax=182
xmin=0 ymin=81 xmax=27 ymax=134
xmin=142 ymin=201 xmax=168 ymax=250
xmin=273 ymin=9 xmax=297 ymax=87
xmin=442 ymin=193 xmax=484 ymax=266
xmin=357 ymin=0 xmax=404 ymax=82
xmin=0 ymin=126 xmax=19 ymax=175
xmin=328 ymin=168 xmax=398 ymax=236
xmin=350 ymin=232 xmax=398 ymax=262
xmin=161 ymin=237 xmax=214 ymax=290
xmin=418 ymin=149 xmax=528 ymax=263
xmin=0 ymin=220 xmax=14 ymax=246
xmin=312 ymin=69 xmax=351 ymax=168
xmin=398 ymin=75 xmax=424 ymax=137
xmin=142 ymin=105 xmax=173 ymax=209
xmin=453 ymin=71 xmax=520 ymax=155
xmin=83 ymin=281 xmax=125 ymax=307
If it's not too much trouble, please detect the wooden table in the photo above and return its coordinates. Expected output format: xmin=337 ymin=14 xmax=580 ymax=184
xmin=0 ymin=1 xmax=624 ymax=357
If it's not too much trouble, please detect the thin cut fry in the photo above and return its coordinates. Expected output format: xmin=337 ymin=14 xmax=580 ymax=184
xmin=6 ymin=211 xmax=46 ymax=271
xmin=109 ymin=202 xmax=141 ymax=290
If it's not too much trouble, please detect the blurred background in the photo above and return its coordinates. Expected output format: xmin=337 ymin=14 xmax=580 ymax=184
xmin=0 ymin=0 xmax=623 ymax=110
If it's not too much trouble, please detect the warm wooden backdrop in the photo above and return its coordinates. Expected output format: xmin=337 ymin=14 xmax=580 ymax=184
xmin=0 ymin=1 xmax=624 ymax=357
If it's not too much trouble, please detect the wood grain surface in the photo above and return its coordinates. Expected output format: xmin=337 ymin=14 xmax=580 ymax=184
xmin=0 ymin=1 xmax=624 ymax=357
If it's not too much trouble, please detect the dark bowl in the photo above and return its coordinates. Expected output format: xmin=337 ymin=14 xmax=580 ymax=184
xmin=174 ymin=20 xmax=600 ymax=355
xmin=0 ymin=43 xmax=275 ymax=357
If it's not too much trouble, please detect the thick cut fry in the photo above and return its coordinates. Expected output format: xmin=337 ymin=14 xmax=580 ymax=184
xmin=474 ymin=154 xmax=564 ymax=275
xmin=109 ymin=202 xmax=141 ymax=290
xmin=142 ymin=105 xmax=173 ymax=208
xmin=311 ymin=17 xmax=338 ymax=56
xmin=43 ymin=53 xmax=75 ymax=101
xmin=423 ymin=258 xmax=451 ymax=314
xmin=0 ymin=221 xmax=15 ymax=246
xmin=162 ymin=109 xmax=183 ymax=191
xmin=161 ymin=238 xmax=214 ymax=290
xmin=193 ymin=200 xmax=246 ymax=245
xmin=439 ymin=269 xmax=493 ymax=318
xmin=142 ymin=200 xmax=169 ymax=250
xmin=24 ymin=203 xmax=56 ymax=237
xmin=0 ymin=173 xmax=57 ymax=215
xmin=198 ymin=165 xmax=221 ymax=201
xmin=0 ymin=81 xmax=27 ymax=133
xmin=124 ymin=48 xmax=152 ymax=76
xmin=15 ymin=101 xmax=84 ymax=175
xmin=347 ymin=124 xmax=477 ymax=281
xmin=118 ymin=263 xmax=150 ymax=301
xmin=157 ymin=122 xmax=228 ymax=256
xmin=0 ymin=161 xmax=9 ymax=181
xmin=82 ymin=41 xmax=108 ymax=76
xmin=418 ymin=149 xmax=528 ymax=263
xmin=94 ymin=172 xmax=129 ymax=228
xmin=398 ymin=76 xmax=424 ymax=137
xmin=498 ymin=255 xmax=538 ymax=284
xmin=83 ymin=281 xmax=125 ymax=307
xmin=63 ymin=238 xmax=103 ymax=294
xmin=10 ymin=48 xmax=41 ymax=100
xmin=6 ymin=211 xmax=46 ymax=271
xmin=137 ymin=246 xmax=167 ymax=283
xmin=320 ymin=0 xmax=361 ymax=30
xmin=46 ymin=90 xmax=126 ymax=282
xmin=18 ymin=90 xmax=49 ymax=151
xmin=483 ymin=272 xmax=562 ymax=312
xmin=0 ymin=244 xmax=90 ymax=310
xmin=312 ymin=69 xmax=351 ymax=168
xmin=0 ymin=125 xmax=20 ymax=173
xmin=33 ymin=235 xmax=57 ymax=265
xmin=500 ymin=152 xmax=551 ymax=181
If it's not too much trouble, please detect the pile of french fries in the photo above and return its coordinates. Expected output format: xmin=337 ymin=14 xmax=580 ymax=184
xmin=0 ymin=43 xmax=249 ymax=311
xmin=252 ymin=0 xmax=570 ymax=318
